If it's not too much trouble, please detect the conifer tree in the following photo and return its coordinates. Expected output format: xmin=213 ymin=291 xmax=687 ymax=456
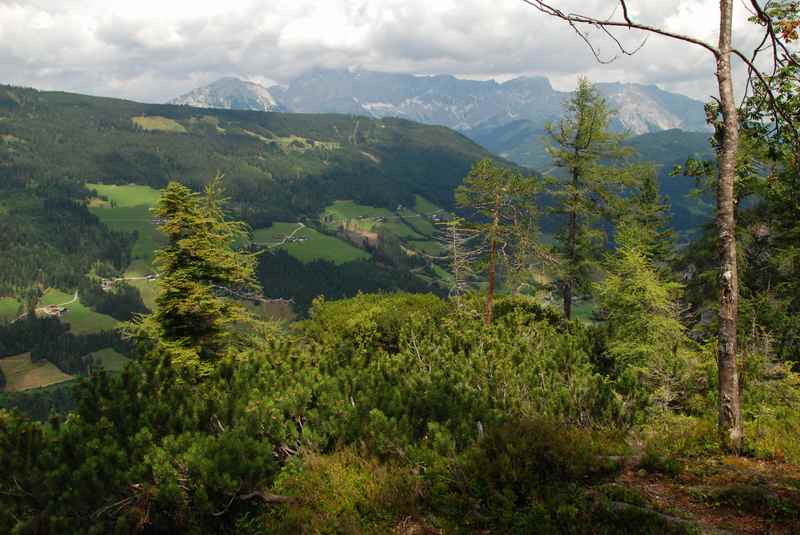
xmin=455 ymin=159 xmax=539 ymax=324
xmin=544 ymin=78 xmax=635 ymax=319
xmin=129 ymin=176 xmax=258 ymax=378
xmin=595 ymin=223 xmax=689 ymax=413
xmin=623 ymin=168 xmax=675 ymax=264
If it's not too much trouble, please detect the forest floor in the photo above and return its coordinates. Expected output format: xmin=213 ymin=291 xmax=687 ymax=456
xmin=615 ymin=455 xmax=800 ymax=534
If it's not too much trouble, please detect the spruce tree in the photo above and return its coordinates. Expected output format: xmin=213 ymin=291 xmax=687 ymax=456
xmin=129 ymin=176 xmax=258 ymax=378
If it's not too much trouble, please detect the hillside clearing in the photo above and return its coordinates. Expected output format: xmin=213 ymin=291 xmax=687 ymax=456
xmin=0 ymin=297 xmax=20 ymax=321
xmin=0 ymin=353 xmax=74 ymax=392
xmin=89 ymin=348 xmax=130 ymax=372
xmin=131 ymin=115 xmax=187 ymax=133
xmin=87 ymin=183 xmax=163 ymax=267
xmin=87 ymin=183 xmax=162 ymax=207
xmin=253 ymin=223 xmax=369 ymax=265
xmin=40 ymin=289 xmax=118 ymax=334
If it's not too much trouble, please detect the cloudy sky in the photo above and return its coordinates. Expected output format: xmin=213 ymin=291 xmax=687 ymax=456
xmin=0 ymin=0 xmax=767 ymax=103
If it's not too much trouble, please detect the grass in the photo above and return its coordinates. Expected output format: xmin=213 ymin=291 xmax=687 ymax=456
xmin=243 ymin=130 xmax=341 ymax=153
xmin=87 ymin=183 xmax=162 ymax=208
xmin=0 ymin=353 xmax=74 ymax=392
xmin=131 ymin=115 xmax=187 ymax=133
xmin=40 ymin=289 xmax=118 ymax=334
xmin=188 ymin=115 xmax=226 ymax=134
xmin=86 ymin=183 xmax=164 ymax=267
xmin=123 ymin=259 xmax=160 ymax=310
xmin=253 ymin=223 xmax=370 ymax=265
xmin=380 ymin=219 xmax=425 ymax=240
xmin=320 ymin=199 xmax=450 ymax=259
xmin=413 ymin=195 xmax=441 ymax=216
xmin=322 ymin=200 xmax=396 ymax=232
xmin=398 ymin=207 xmax=436 ymax=237
xmin=406 ymin=239 xmax=444 ymax=256
xmin=0 ymin=297 xmax=20 ymax=322
xmin=89 ymin=348 xmax=130 ymax=373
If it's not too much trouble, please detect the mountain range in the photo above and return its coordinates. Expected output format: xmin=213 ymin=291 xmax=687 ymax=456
xmin=170 ymin=69 xmax=711 ymax=168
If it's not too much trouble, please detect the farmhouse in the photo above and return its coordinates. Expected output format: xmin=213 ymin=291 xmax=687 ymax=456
xmin=40 ymin=305 xmax=67 ymax=318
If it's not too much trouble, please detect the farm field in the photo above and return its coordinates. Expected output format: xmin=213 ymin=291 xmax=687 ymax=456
xmin=321 ymin=198 xmax=447 ymax=257
xmin=89 ymin=348 xmax=130 ymax=372
xmin=0 ymin=297 xmax=20 ymax=321
xmin=0 ymin=353 xmax=74 ymax=392
xmin=321 ymin=200 xmax=395 ymax=232
xmin=86 ymin=183 xmax=163 ymax=267
xmin=40 ymin=289 xmax=118 ymax=334
xmin=253 ymin=223 xmax=370 ymax=265
xmin=413 ymin=194 xmax=443 ymax=216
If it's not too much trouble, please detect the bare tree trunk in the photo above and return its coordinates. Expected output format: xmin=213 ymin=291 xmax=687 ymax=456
xmin=563 ymin=174 xmax=579 ymax=320
xmin=485 ymin=190 xmax=501 ymax=325
xmin=715 ymin=0 xmax=743 ymax=453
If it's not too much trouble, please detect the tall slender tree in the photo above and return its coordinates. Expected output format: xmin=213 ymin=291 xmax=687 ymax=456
xmin=455 ymin=159 xmax=539 ymax=324
xmin=544 ymin=78 xmax=633 ymax=320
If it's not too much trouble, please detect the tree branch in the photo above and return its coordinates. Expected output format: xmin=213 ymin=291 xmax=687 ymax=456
xmin=519 ymin=0 xmax=720 ymax=57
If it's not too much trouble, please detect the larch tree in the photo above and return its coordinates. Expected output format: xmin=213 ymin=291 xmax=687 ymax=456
xmin=624 ymin=168 xmax=675 ymax=265
xmin=518 ymin=0 xmax=796 ymax=453
xmin=455 ymin=159 xmax=539 ymax=324
xmin=544 ymin=78 xmax=636 ymax=320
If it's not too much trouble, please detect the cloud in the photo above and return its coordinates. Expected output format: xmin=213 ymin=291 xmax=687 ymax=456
xmin=0 ymin=0 xmax=766 ymax=102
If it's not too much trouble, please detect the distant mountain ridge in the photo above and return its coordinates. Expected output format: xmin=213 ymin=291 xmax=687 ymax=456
xmin=171 ymin=70 xmax=708 ymax=134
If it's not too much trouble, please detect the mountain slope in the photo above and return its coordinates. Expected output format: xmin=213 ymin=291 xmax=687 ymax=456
xmin=1 ymin=84 xmax=495 ymax=218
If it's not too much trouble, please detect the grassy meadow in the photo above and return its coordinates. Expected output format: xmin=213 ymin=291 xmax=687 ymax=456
xmin=0 ymin=353 xmax=74 ymax=392
xmin=40 ymin=289 xmax=118 ymax=334
xmin=87 ymin=182 xmax=164 ymax=267
xmin=321 ymin=198 xmax=446 ymax=257
xmin=89 ymin=348 xmax=130 ymax=373
xmin=131 ymin=115 xmax=187 ymax=133
xmin=0 ymin=297 xmax=20 ymax=322
xmin=253 ymin=223 xmax=369 ymax=265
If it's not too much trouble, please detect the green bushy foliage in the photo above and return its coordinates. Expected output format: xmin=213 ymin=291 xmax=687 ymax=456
xmin=263 ymin=449 xmax=424 ymax=534
xmin=298 ymin=293 xmax=623 ymax=457
xmin=430 ymin=419 xmax=610 ymax=532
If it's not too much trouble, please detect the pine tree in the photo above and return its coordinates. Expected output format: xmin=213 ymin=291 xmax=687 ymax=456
xmin=544 ymin=78 xmax=636 ymax=320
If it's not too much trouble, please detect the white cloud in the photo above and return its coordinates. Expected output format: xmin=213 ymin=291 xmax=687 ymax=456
xmin=0 ymin=0 xmax=766 ymax=102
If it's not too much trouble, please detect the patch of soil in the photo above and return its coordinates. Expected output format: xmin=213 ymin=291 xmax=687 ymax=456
xmin=617 ymin=456 xmax=800 ymax=534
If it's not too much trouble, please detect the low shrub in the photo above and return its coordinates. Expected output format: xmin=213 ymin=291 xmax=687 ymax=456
xmin=263 ymin=449 xmax=424 ymax=534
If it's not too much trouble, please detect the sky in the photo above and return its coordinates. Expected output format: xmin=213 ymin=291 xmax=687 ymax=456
xmin=0 ymin=0 xmax=768 ymax=103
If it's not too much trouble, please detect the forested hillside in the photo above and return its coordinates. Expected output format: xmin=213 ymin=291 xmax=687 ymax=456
xmin=0 ymin=84 xmax=493 ymax=219
xmin=0 ymin=84 xmax=496 ymax=294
